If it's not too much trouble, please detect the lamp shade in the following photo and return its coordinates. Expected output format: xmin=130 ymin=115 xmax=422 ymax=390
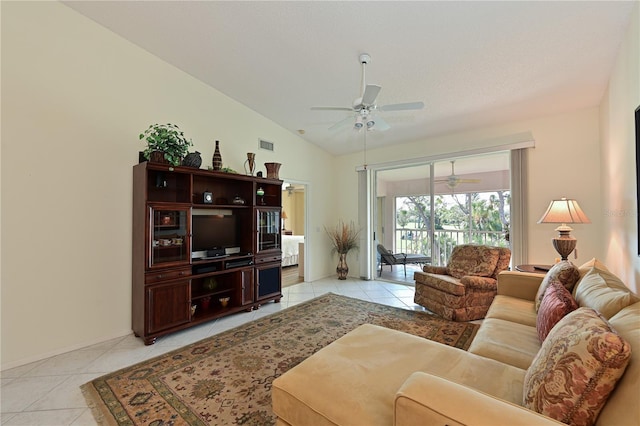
xmin=537 ymin=198 xmax=590 ymax=225
xmin=281 ymin=210 xmax=288 ymax=219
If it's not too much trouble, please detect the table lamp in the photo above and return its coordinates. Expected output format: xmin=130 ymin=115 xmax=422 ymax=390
xmin=537 ymin=198 xmax=590 ymax=260
xmin=282 ymin=210 xmax=288 ymax=230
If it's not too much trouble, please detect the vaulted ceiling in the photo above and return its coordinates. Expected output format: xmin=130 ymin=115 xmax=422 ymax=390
xmin=64 ymin=1 xmax=635 ymax=156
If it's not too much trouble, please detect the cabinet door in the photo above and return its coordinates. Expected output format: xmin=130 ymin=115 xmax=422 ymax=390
xmin=149 ymin=206 xmax=190 ymax=269
xmin=240 ymin=268 xmax=254 ymax=306
xmin=256 ymin=262 xmax=282 ymax=301
xmin=256 ymin=207 xmax=281 ymax=254
xmin=147 ymin=280 xmax=190 ymax=334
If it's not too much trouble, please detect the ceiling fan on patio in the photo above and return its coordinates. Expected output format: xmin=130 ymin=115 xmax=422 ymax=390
xmin=436 ymin=161 xmax=481 ymax=189
xmin=310 ymin=53 xmax=425 ymax=132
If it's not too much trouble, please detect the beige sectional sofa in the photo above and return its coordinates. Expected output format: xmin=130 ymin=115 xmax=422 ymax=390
xmin=272 ymin=259 xmax=639 ymax=426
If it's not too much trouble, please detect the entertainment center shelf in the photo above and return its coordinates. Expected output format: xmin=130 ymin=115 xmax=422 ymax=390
xmin=132 ymin=161 xmax=283 ymax=344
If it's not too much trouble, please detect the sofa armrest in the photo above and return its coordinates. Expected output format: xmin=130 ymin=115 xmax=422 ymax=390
xmin=394 ymin=372 xmax=563 ymax=426
xmin=422 ymin=265 xmax=448 ymax=274
xmin=496 ymin=271 xmax=544 ymax=301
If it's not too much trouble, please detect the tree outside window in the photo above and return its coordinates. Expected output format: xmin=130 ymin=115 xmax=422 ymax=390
xmin=395 ymin=191 xmax=510 ymax=265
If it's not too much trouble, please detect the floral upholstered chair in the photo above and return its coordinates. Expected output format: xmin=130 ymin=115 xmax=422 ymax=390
xmin=414 ymin=244 xmax=511 ymax=321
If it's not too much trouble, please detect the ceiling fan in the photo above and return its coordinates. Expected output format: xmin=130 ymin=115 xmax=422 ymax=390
xmin=436 ymin=161 xmax=482 ymax=189
xmin=311 ymin=53 xmax=425 ymax=132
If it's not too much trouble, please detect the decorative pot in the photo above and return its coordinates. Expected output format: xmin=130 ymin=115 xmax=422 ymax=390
xmin=149 ymin=150 xmax=168 ymax=164
xmin=201 ymin=297 xmax=211 ymax=310
xmin=336 ymin=253 xmax=348 ymax=280
xmin=212 ymin=140 xmax=223 ymax=171
xmin=182 ymin=151 xmax=202 ymax=168
xmin=264 ymin=162 xmax=281 ymax=179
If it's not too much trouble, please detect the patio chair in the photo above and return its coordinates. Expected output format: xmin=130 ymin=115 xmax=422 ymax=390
xmin=377 ymin=244 xmax=431 ymax=277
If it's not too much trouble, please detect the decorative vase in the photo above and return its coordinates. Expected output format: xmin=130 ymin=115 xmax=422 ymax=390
xmin=336 ymin=253 xmax=349 ymax=280
xmin=212 ymin=140 xmax=223 ymax=171
xmin=244 ymin=152 xmax=256 ymax=176
xmin=182 ymin=151 xmax=202 ymax=168
xmin=203 ymin=277 xmax=217 ymax=291
xmin=201 ymin=297 xmax=211 ymax=310
xmin=264 ymin=162 xmax=281 ymax=179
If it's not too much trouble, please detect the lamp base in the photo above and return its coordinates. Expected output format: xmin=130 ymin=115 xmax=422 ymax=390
xmin=552 ymin=232 xmax=576 ymax=261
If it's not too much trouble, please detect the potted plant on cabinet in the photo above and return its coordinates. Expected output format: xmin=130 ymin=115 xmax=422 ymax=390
xmin=325 ymin=220 xmax=360 ymax=280
xmin=138 ymin=123 xmax=193 ymax=166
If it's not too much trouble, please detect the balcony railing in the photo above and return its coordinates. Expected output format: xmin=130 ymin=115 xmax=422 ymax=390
xmin=394 ymin=228 xmax=508 ymax=266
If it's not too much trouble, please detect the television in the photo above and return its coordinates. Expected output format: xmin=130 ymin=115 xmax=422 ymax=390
xmin=191 ymin=210 xmax=238 ymax=252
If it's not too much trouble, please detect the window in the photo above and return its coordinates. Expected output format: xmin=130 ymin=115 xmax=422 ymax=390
xmin=396 ymin=191 xmax=510 ymax=265
xmin=376 ymin=151 xmax=511 ymax=267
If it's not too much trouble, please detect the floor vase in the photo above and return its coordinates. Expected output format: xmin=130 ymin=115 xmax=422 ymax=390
xmin=336 ymin=253 xmax=348 ymax=280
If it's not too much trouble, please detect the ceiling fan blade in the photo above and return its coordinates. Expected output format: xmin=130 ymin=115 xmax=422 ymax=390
xmin=311 ymin=106 xmax=354 ymax=111
xmin=362 ymin=84 xmax=381 ymax=105
xmin=372 ymin=116 xmax=391 ymax=131
xmin=379 ymin=101 xmax=425 ymax=112
xmin=458 ymin=179 xmax=482 ymax=183
xmin=328 ymin=115 xmax=354 ymax=131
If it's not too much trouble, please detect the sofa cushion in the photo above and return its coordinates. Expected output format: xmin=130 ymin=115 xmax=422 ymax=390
xmin=446 ymin=245 xmax=500 ymax=279
xmin=523 ymin=308 xmax=631 ymax=426
xmin=485 ymin=294 xmax=537 ymax=327
xmin=536 ymin=279 xmax=578 ymax=341
xmin=573 ymin=266 xmax=639 ymax=319
xmin=468 ymin=318 xmax=541 ymax=369
xmin=535 ymin=261 xmax=580 ymax=312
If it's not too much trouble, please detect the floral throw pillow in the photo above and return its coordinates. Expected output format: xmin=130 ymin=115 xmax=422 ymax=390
xmin=536 ymin=279 xmax=578 ymax=341
xmin=524 ymin=308 xmax=631 ymax=426
xmin=535 ymin=261 xmax=580 ymax=312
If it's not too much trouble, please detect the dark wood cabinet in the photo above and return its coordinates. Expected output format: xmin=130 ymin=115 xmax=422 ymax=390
xmin=132 ymin=162 xmax=282 ymax=344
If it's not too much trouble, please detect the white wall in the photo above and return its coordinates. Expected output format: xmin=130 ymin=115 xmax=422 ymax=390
xmin=600 ymin=1 xmax=640 ymax=293
xmin=1 ymin=2 xmax=334 ymax=369
xmin=334 ymin=107 xmax=603 ymax=277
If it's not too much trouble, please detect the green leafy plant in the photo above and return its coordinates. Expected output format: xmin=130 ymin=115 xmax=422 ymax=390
xmin=325 ymin=220 xmax=361 ymax=255
xmin=139 ymin=123 xmax=193 ymax=166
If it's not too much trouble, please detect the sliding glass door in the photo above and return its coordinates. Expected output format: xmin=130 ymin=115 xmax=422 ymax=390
xmin=375 ymin=152 xmax=511 ymax=275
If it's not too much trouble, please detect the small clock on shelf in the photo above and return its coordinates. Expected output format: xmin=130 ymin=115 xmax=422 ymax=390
xmin=203 ymin=191 xmax=213 ymax=204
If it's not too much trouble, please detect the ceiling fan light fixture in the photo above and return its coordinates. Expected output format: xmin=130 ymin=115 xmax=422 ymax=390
xmin=354 ymin=115 xmax=364 ymax=129
xmin=366 ymin=118 xmax=375 ymax=129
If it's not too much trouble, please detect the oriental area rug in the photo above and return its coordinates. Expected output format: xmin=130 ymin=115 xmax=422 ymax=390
xmin=82 ymin=293 xmax=479 ymax=425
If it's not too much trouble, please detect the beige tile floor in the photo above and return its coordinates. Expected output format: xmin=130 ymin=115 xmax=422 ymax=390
xmin=1 ymin=277 xmax=424 ymax=425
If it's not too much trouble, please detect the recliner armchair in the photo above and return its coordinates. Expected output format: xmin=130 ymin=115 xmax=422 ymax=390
xmin=414 ymin=244 xmax=511 ymax=321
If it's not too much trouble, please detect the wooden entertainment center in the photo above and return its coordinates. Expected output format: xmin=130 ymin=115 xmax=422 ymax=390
xmin=132 ymin=161 xmax=283 ymax=344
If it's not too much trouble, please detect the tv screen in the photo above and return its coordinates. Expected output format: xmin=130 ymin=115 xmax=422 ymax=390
xmin=192 ymin=214 xmax=237 ymax=251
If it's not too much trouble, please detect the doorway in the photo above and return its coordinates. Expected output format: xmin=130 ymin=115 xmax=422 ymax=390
xmin=281 ymin=181 xmax=307 ymax=286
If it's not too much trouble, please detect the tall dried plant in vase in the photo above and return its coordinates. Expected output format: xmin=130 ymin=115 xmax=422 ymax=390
xmin=325 ymin=220 xmax=361 ymax=280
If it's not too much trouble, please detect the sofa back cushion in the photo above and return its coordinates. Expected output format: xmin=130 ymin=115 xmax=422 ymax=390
xmin=446 ymin=245 xmax=500 ymax=279
xmin=523 ymin=308 xmax=631 ymax=426
xmin=577 ymin=258 xmax=609 ymax=278
xmin=596 ymin=301 xmax=640 ymax=426
xmin=534 ymin=261 xmax=580 ymax=312
xmin=573 ymin=266 xmax=639 ymax=319
xmin=536 ymin=279 xmax=578 ymax=341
